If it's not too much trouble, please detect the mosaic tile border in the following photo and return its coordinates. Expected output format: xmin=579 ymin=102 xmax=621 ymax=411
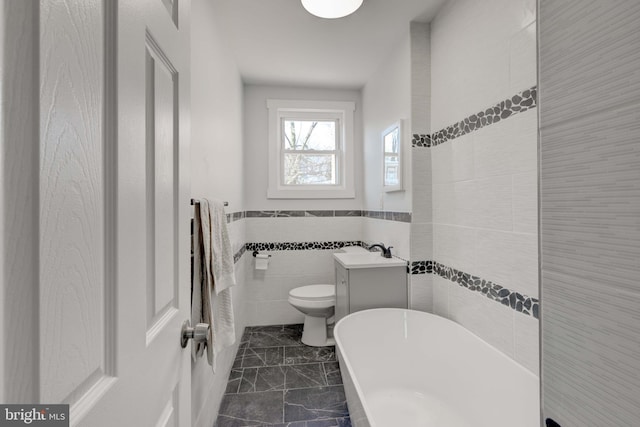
xmin=412 ymin=134 xmax=432 ymax=148
xmin=362 ymin=210 xmax=411 ymax=223
xmin=226 ymin=211 xmax=245 ymax=223
xmin=233 ymin=245 xmax=246 ymax=264
xmin=411 ymin=260 xmax=539 ymax=319
xmin=410 ymin=260 xmax=434 ymax=274
xmin=235 ymin=240 xmax=410 ymax=263
xmin=246 ymin=210 xmax=362 ymax=218
xmin=244 ymin=210 xmax=411 ymax=223
xmin=246 ymin=241 xmax=365 ymax=252
xmin=412 ymin=86 xmax=537 ymax=148
xmin=220 ymin=210 xmax=413 ymax=223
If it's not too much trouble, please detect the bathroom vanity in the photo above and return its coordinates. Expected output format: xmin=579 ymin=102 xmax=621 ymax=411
xmin=333 ymin=249 xmax=408 ymax=322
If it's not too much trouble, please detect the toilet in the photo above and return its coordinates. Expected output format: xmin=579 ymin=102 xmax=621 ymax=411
xmin=288 ymin=284 xmax=336 ymax=347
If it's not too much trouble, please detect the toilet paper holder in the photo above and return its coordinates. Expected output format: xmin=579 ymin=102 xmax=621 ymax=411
xmin=252 ymin=251 xmax=271 ymax=258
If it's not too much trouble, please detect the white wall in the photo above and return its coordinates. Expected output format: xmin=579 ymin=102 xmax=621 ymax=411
xmin=360 ymin=27 xmax=412 ymax=268
xmin=428 ymin=0 xmax=538 ymax=374
xmin=190 ymin=1 xmax=247 ymax=426
xmin=191 ymin=6 xmax=244 ymax=209
xmin=245 ymin=216 xmax=362 ymax=326
xmin=362 ymin=29 xmax=411 ymax=213
xmin=243 ymin=84 xmax=363 ymax=211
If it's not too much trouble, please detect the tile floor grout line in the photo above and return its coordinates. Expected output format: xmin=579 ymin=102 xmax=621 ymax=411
xmin=321 ymin=360 xmax=329 ymax=387
xmin=226 ymin=382 xmax=345 ymax=396
xmin=218 ymin=324 xmax=349 ymax=426
xmin=236 ymin=361 xmax=337 ymax=374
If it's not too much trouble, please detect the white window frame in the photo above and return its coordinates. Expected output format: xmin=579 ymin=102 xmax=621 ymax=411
xmin=267 ymin=99 xmax=356 ymax=199
xmin=382 ymin=120 xmax=403 ymax=192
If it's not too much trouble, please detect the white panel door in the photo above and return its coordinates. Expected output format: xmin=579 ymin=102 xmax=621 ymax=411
xmin=38 ymin=0 xmax=191 ymax=425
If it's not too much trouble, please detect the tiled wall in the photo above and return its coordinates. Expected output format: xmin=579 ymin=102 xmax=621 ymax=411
xmin=539 ymin=2 xmax=640 ymax=426
xmin=238 ymin=211 xmax=410 ymax=326
xmin=430 ymin=0 xmax=536 ymax=130
xmin=244 ymin=213 xmax=362 ymax=326
xmin=411 ymin=0 xmax=539 ymax=375
xmin=409 ymin=22 xmax=434 ymax=312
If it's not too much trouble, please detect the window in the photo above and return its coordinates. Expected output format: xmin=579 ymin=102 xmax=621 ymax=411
xmin=267 ymin=100 xmax=355 ymax=199
xmin=382 ymin=120 xmax=403 ymax=192
xmin=282 ymin=117 xmax=338 ymax=185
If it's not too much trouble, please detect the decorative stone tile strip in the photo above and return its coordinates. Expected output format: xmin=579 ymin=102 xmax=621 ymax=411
xmin=412 ymin=134 xmax=432 ymax=147
xmin=246 ymin=241 xmax=364 ymax=252
xmin=411 ymin=260 xmax=539 ymax=318
xmin=245 ymin=241 xmax=408 ymax=268
xmin=410 ymin=260 xmax=434 ymax=274
xmin=411 ymin=86 xmax=537 ymax=148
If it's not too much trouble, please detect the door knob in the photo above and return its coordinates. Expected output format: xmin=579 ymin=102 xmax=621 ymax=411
xmin=180 ymin=320 xmax=209 ymax=348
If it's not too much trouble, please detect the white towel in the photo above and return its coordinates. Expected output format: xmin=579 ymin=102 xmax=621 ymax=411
xmin=209 ymin=200 xmax=236 ymax=294
xmin=198 ymin=199 xmax=236 ymax=371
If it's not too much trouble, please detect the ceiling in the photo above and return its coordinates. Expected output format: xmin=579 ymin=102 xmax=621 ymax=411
xmin=213 ymin=0 xmax=447 ymax=89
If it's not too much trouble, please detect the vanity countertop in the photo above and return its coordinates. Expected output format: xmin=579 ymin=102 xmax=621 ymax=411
xmin=333 ymin=252 xmax=406 ymax=269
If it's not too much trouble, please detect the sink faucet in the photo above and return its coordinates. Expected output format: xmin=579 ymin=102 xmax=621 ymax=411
xmin=368 ymin=243 xmax=393 ymax=258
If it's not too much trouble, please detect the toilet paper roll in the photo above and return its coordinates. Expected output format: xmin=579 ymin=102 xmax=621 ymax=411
xmin=255 ymin=253 xmax=270 ymax=270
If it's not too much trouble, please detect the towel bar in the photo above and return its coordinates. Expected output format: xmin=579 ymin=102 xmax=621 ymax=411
xmin=191 ymin=199 xmax=228 ymax=206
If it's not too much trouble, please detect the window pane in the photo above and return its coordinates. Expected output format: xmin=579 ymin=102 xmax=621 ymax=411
xmin=284 ymin=153 xmax=336 ymax=185
xmin=384 ymin=128 xmax=399 ymax=153
xmin=283 ymin=120 xmax=336 ymax=150
xmin=384 ymin=155 xmax=399 ymax=186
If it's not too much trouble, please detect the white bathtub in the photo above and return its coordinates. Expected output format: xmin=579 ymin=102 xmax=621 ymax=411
xmin=334 ymin=308 xmax=539 ymax=427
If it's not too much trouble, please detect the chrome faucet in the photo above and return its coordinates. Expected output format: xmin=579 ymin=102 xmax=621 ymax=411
xmin=368 ymin=243 xmax=393 ymax=258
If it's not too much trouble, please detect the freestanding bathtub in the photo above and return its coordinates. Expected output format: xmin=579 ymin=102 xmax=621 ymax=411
xmin=334 ymin=308 xmax=539 ymax=427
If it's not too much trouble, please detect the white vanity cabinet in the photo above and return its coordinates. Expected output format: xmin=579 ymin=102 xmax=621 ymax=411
xmin=333 ymin=253 xmax=408 ymax=322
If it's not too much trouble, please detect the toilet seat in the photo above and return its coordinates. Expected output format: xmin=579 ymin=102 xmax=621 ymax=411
xmin=289 ymin=284 xmax=334 ymax=301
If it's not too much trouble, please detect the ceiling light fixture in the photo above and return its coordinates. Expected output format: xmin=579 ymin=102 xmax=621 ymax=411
xmin=301 ymin=0 xmax=363 ymax=19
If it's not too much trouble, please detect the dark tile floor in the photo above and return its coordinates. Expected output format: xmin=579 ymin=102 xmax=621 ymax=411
xmin=215 ymin=324 xmax=351 ymax=427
